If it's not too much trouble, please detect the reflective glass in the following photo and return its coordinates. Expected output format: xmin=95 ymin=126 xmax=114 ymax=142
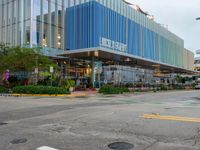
xmin=33 ymin=0 xmax=41 ymax=21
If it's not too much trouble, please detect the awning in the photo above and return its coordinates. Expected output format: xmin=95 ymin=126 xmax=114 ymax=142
xmin=58 ymin=47 xmax=196 ymax=75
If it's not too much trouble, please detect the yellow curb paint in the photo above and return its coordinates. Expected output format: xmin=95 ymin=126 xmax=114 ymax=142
xmin=12 ymin=94 xmax=87 ymax=97
xmin=142 ymin=114 xmax=200 ymax=123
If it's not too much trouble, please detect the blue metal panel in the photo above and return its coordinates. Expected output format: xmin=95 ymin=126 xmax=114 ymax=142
xmin=65 ymin=1 xmax=185 ymax=68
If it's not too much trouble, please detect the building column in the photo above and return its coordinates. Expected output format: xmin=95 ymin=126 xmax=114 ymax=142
xmin=47 ymin=1 xmax=51 ymax=47
xmin=39 ymin=0 xmax=43 ymax=47
xmin=61 ymin=0 xmax=65 ymax=50
xmin=91 ymin=57 xmax=95 ymax=88
xmin=21 ymin=0 xmax=24 ymax=46
xmin=30 ymin=0 xmax=33 ymax=48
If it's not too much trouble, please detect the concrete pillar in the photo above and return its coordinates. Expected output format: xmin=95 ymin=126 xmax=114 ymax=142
xmin=91 ymin=57 xmax=95 ymax=88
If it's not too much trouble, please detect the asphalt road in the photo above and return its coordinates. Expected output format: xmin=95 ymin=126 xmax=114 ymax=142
xmin=0 ymin=90 xmax=200 ymax=150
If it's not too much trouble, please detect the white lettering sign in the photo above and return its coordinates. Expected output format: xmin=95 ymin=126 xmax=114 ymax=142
xmin=99 ymin=37 xmax=127 ymax=52
xmin=50 ymin=66 xmax=54 ymax=73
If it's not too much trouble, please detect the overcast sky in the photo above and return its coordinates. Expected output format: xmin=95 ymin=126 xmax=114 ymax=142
xmin=128 ymin=0 xmax=200 ymax=55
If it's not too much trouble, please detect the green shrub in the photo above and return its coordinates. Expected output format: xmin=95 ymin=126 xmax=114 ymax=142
xmin=192 ymin=83 xmax=197 ymax=89
xmin=172 ymin=84 xmax=185 ymax=90
xmin=60 ymin=79 xmax=76 ymax=88
xmin=99 ymin=85 xmax=130 ymax=94
xmin=13 ymin=86 xmax=70 ymax=94
xmin=67 ymin=79 xmax=76 ymax=87
xmin=160 ymin=84 xmax=168 ymax=91
xmin=0 ymin=86 xmax=8 ymax=93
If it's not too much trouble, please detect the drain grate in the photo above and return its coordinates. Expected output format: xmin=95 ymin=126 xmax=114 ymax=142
xmin=108 ymin=142 xmax=134 ymax=150
xmin=10 ymin=138 xmax=27 ymax=144
xmin=0 ymin=122 xmax=8 ymax=126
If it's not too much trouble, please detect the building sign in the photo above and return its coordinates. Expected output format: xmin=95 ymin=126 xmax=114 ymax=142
xmin=99 ymin=37 xmax=127 ymax=53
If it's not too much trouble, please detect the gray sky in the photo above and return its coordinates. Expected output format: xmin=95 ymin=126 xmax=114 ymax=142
xmin=128 ymin=0 xmax=200 ymax=55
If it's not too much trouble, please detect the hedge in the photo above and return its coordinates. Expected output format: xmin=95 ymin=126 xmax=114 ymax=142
xmin=160 ymin=84 xmax=168 ymax=91
xmin=0 ymin=86 xmax=8 ymax=93
xmin=12 ymin=86 xmax=70 ymax=94
xmin=99 ymin=85 xmax=130 ymax=94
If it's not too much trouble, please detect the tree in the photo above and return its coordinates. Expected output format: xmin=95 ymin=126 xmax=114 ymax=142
xmin=0 ymin=46 xmax=57 ymax=72
xmin=0 ymin=42 xmax=9 ymax=57
xmin=0 ymin=44 xmax=62 ymax=86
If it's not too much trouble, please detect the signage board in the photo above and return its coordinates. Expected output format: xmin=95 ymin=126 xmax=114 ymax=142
xmin=94 ymin=61 xmax=102 ymax=74
xmin=50 ymin=66 xmax=54 ymax=73
xmin=99 ymin=37 xmax=127 ymax=52
xmin=35 ymin=67 xmax=38 ymax=74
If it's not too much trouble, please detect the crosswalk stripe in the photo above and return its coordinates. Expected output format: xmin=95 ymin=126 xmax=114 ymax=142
xmin=36 ymin=146 xmax=59 ymax=150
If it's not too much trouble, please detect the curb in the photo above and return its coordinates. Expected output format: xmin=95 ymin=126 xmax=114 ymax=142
xmin=3 ymin=93 xmax=89 ymax=98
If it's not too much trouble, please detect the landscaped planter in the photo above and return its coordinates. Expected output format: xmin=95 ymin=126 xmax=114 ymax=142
xmin=12 ymin=86 xmax=70 ymax=95
xmin=0 ymin=86 xmax=8 ymax=93
xmin=99 ymin=85 xmax=130 ymax=94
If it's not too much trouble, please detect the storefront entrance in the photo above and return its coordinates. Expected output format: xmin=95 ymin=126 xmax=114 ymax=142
xmin=60 ymin=58 xmax=93 ymax=90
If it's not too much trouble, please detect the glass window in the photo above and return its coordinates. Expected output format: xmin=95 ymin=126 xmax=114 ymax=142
xmin=57 ymin=0 xmax=62 ymax=5
xmin=33 ymin=0 xmax=41 ymax=21
xmin=17 ymin=0 xmax=22 ymax=23
xmin=51 ymin=2 xmax=56 ymax=25
xmin=58 ymin=27 xmax=61 ymax=49
xmin=43 ymin=23 xmax=48 ymax=47
xmin=24 ymin=20 xmax=30 ymax=45
xmin=24 ymin=0 xmax=31 ymax=20
xmin=43 ymin=0 xmax=49 ymax=47
xmin=58 ymin=5 xmax=62 ymax=28
xmin=17 ymin=22 xmax=22 ymax=45
xmin=32 ymin=20 xmax=40 ymax=46
xmin=43 ymin=0 xmax=49 ymax=23
xmin=51 ymin=1 xmax=56 ymax=48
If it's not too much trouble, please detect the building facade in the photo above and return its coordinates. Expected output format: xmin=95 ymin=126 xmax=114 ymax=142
xmin=0 ymin=0 xmax=195 ymax=85
xmin=65 ymin=0 xmax=194 ymax=70
xmin=195 ymin=50 xmax=200 ymax=71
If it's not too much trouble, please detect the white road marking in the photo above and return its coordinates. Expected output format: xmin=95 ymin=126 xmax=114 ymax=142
xmin=36 ymin=146 xmax=59 ymax=150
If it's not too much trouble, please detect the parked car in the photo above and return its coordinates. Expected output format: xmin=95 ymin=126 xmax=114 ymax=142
xmin=195 ymin=84 xmax=200 ymax=89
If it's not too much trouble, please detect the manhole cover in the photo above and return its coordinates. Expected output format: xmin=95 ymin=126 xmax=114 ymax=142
xmin=0 ymin=122 xmax=8 ymax=126
xmin=164 ymin=107 xmax=171 ymax=110
xmin=108 ymin=142 xmax=134 ymax=150
xmin=10 ymin=138 xmax=27 ymax=144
